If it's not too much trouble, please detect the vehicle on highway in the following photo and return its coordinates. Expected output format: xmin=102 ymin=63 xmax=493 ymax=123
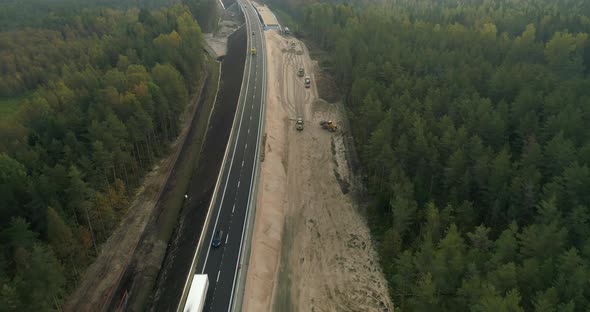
xmin=296 ymin=117 xmax=304 ymax=130
xmin=304 ymin=77 xmax=311 ymax=88
xmin=298 ymin=68 xmax=304 ymax=77
xmin=252 ymin=31 xmax=255 ymax=35
xmin=212 ymin=230 xmax=224 ymax=248
xmin=251 ymin=48 xmax=257 ymax=55
xmin=183 ymin=274 xmax=208 ymax=312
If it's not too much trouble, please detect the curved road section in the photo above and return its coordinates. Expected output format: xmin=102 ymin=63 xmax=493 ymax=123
xmin=187 ymin=1 xmax=266 ymax=311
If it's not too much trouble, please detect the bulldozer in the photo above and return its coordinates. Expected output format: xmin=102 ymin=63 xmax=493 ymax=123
xmin=319 ymin=120 xmax=338 ymax=132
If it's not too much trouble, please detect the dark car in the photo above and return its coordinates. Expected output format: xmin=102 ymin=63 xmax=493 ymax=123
xmin=212 ymin=230 xmax=224 ymax=248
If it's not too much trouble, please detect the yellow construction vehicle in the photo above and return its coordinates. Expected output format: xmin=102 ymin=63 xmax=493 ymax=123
xmin=319 ymin=120 xmax=338 ymax=132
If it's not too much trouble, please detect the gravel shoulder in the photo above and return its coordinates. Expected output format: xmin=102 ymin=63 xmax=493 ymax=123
xmin=243 ymin=30 xmax=394 ymax=312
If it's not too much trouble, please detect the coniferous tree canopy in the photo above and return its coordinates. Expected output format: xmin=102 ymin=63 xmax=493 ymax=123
xmin=0 ymin=0 xmax=213 ymax=309
xmin=286 ymin=0 xmax=590 ymax=310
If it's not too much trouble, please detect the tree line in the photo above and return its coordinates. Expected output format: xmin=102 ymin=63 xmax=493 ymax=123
xmin=0 ymin=1 xmax=213 ymax=310
xmin=291 ymin=0 xmax=590 ymax=310
xmin=0 ymin=0 xmax=219 ymax=32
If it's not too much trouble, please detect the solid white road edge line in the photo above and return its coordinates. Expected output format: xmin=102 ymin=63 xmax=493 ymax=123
xmin=176 ymin=45 xmax=226 ymax=312
xmin=200 ymin=8 xmax=255 ymax=275
xmin=227 ymin=2 xmax=267 ymax=310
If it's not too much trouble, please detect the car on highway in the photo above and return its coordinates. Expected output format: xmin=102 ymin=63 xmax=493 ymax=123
xmin=296 ymin=117 xmax=304 ymax=130
xmin=304 ymin=77 xmax=311 ymax=88
xmin=252 ymin=31 xmax=255 ymax=35
xmin=298 ymin=68 xmax=304 ymax=77
xmin=212 ymin=230 xmax=224 ymax=248
xmin=251 ymin=48 xmax=257 ymax=55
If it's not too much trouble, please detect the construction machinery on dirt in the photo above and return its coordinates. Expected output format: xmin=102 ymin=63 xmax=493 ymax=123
xmin=296 ymin=117 xmax=304 ymax=130
xmin=320 ymin=120 xmax=338 ymax=132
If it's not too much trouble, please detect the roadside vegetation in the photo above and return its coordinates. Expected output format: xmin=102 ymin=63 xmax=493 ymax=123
xmin=158 ymin=59 xmax=220 ymax=245
xmin=0 ymin=0 xmax=215 ymax=309
xmin=275 ymin=0 xmax=590 ymax=310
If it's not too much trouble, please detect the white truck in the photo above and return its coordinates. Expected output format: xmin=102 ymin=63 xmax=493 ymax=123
xmin=183 ymin=274 xmax=209 ymax=312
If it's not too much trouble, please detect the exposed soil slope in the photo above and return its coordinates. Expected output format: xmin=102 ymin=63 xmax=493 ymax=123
xmin=243 ymin=30 xmax=393 ymax=312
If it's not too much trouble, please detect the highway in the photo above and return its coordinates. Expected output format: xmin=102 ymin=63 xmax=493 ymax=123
xmin=194 ymin=0 xmax=265 ymax=311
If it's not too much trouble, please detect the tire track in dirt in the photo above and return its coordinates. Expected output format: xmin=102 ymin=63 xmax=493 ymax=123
xmin=245 ymin=30 xmax=394 ymax=312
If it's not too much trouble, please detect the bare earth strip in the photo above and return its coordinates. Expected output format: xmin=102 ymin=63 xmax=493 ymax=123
xmin=243 ymin=30 xmax=394 ymax=312
xmin=64 ymin=70 xmax=208 ymax=312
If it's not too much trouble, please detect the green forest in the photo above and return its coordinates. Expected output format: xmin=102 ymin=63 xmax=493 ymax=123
xmin=279 ymin=0 xmax=590 ymax=310
xmin=0 ymin=0 xmax=217 ymax=32
xmin=0 ymin=0 xmax=213 ymax=310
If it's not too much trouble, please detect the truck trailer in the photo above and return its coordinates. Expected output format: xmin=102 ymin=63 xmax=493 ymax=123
xmin=183 ymin=274 xmax=209 ymax=312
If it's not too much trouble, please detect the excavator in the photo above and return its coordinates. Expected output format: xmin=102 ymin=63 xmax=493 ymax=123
xmin=319 ymin=120 xmax=338 ymax=132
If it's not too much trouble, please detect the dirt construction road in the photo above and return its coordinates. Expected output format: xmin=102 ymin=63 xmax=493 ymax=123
xmin=243 ymin=30 xmax=393 ymax=312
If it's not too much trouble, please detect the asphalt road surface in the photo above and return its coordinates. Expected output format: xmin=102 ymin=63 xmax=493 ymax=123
xmin=148 ymin=24 xmax=246 ymax=312
xmin=196 ymin=1 xmax=265 ymax=311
